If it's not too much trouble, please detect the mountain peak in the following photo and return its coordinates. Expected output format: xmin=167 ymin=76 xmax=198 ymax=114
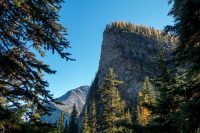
xmin=41 ymin=85 xmax=90 ymax=124
xmin=58 ymin=85 xmax=89 ymax=101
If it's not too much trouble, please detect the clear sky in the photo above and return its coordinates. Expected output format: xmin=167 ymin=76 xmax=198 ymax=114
xmin=42 ymin=0 xmax=173 ymax=98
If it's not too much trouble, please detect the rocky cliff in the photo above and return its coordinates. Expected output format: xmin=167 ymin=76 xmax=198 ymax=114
xmin=81 ymin=22 xmax=174 ymax=127
xmin=41 ymin=85 xmax=89 ymax=125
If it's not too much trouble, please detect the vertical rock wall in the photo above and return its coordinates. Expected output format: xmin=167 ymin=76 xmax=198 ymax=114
xmin=79 ymin=22 xmax=174 ymax=132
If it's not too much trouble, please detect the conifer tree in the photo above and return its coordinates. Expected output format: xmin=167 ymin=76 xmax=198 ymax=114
xmin=123 ymin=109 xmax=133 ymax=133
xmin=164 ymin=0 xmax=200 ymax=132
xmin=0 ymin=0 xmax=71 ymax=130
xmin=83 ymin=107 xmax=90 ymax=133
xmin=100 ymin=68 xmax=125 ymax=133
xmin=150 ymin=74 xmax=187 ymax=133
xmin=148 ymin=50 xmax=182 ymax=133
xmin=137 ymin=77 xmax=155 ymax=126
xmin=68 ymin=103 xmax=78 ymax=133
xmin=90 ymin=99 xmax=97 ymax=133
xmin=149 ymin=49 xmax=172 ymax=132
xmin=58 ymin=112 xmax=64 ymax=133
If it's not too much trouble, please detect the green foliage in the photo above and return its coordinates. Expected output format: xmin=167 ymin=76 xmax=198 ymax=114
xmin=99 ymin=68 xmax=126 ymax=133
xmin=123 ymin=109 xmax=133 ymax=133
xmin=166 ymin=0 xmax=200 ymax=72
xmin=68 ymin=103 xmax=78 ymax=133
xmin=0 ymin=106 xmax=24 ymax=132
xmin=141 ymin=49 xmax=188 ymax=133
xmin=144 ymin=50 xmax=176 ymax=133
xmin=83 ymin=107 xmax=90 ymax=133
xmin=58 ymin=112 xmax=64 ymax=133
xmin=13 ymin=0 xmax=22 ymax=7
xmin=90 ymin=99 xmax=97 ymax=133
xmin=20 ymin=122 xmax=57 ymax=133
xmin=0 ymin=0 xmax=71 ymax=131
xmin=164 ymin=0 xmax=200 ymax=132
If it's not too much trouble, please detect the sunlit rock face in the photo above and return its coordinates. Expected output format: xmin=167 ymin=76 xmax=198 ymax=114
xmin=97 ymin=29 xmax=171 ymax=108
xmin=41 ymin=85 xmax=89 ymax=125
xmin=80 ymin=22 xmax=174 ymax=129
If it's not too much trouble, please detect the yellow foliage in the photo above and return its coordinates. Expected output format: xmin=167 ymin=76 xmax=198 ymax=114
xmin=138 ymin=106 xmax=151 ymax=126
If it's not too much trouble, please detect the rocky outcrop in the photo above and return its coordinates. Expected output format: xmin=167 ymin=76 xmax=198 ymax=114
xmin=81 ymin=22 xmax=174 ymax=127
xmin=97 ymin=28 xmax=171 ymax=108
xmin=41 ymin=85 xmax=89 ymax=125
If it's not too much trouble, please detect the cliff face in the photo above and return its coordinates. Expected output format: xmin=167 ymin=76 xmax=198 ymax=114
xmin=98 ymin=31 xmax=159 ymax=107
xmin=98 ymin=29 xmax=171 ymax=107
xmin=81 ymin=22 xmax=174 ymax=126
xmin=41 ymin=85 xmax=89 ymax=125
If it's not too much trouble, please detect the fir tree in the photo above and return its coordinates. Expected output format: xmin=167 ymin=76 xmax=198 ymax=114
xmin=90 ymin=99 xmax=97 ymax=133
xmin=58 ymin=112 xmax=64 ymax=133
xmin=165 ymin=0 xmax=200 ymax=132
xmin=83 ymin=107 xmax=90 ymax=133
xmin=147 ymin=49 xmax=182 ymax=133
xmin=150 ymin=74 xmax=187 ymax=133
xmin=68 ymin=103 xmax=78 ymax=133
xmin=0 ymin=0 xmax=71 ymax=130
xmin=149 ymin=49 xmax=173 ymax=133
xmin=100 ymin=68 xmax=125 ymax=133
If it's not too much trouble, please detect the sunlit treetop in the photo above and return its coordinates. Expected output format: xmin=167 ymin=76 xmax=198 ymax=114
xmin=105 ymin=21 xmax=177 ymax=44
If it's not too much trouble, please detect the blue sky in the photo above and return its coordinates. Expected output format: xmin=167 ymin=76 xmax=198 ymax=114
xmin=43 ymin=0 xmax=173 ymax=98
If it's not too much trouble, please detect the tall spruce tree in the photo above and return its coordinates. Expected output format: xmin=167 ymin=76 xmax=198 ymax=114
xmin=164 ymin=0 xmax=200 ymax=132
xmin=0 ymin=0 xmax=71 ymax=130
xmin=149 ymin=49 xmax=173 ymax=133
xmin=90 ymin=99 xmax=97 ymax=133
xmin=68 ymin=103 xmax=78 ymax=133
xmin=83 ymin=107 xmax=90 ymax=133
xmin=147 ymin=49 xmax=183 ymax=133
xmin=58 ymin=112 xmax=64 ymax=133
xmin=100 ymin=68 xmax=125 ymax=133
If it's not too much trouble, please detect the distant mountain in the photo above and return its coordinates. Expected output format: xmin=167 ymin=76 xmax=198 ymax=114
xmin=41 ymin=85 xmax=89 ymax=124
